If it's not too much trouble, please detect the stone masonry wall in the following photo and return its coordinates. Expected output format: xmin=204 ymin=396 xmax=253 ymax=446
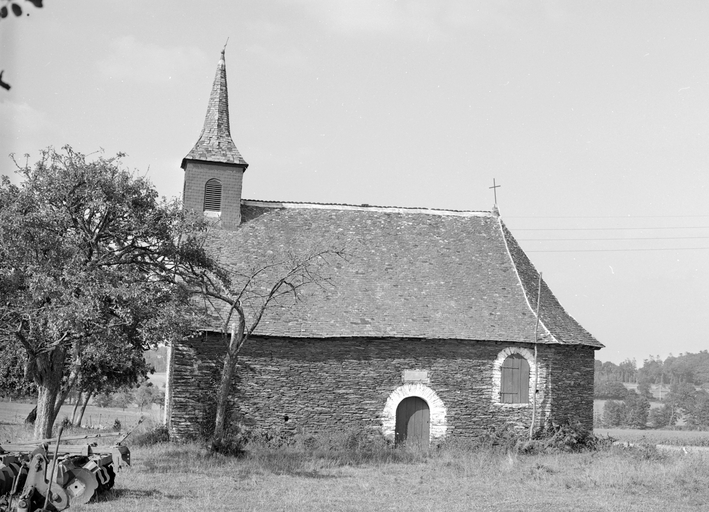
xmin=547 ymin=345 xmax=596 ymax=429
xmin=168 ymin=335 xmax=595 ymax=441
xmin=182 ymin=161 xmax=244 ymax=228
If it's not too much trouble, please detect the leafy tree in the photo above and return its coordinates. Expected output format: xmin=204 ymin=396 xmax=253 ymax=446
xmin=664 ymin=351 xmax=709 ymax=386
xmin=0 ymin=0 xmax=44 ymax=91
xmin=598 ymin=361 xmax=622 ymax=382
xmin=637 ymin=355 xmax=665 ymax=386
xmin=0 ymin=147 xmax=217 ymax=438
xmin=618 ymin=358 xmax=637 ymax=383
xmin=134 ymin=381 xmax=162 ymax=411
xmin=0 ymin=338 xmax=35 ymax=398
xmin=648 ymin=404 xmax=674 ymax=429
xmin=602 ymin=393 xmax=649 ymax=428
xmin=603 ymin=400 xmax=626 ymax=427
xmin=0 ymin=0 xmax=42 ymax=20
xmin=594 ymin=381 xmax=628 ymax=399
xmin=666 ymin=382 xmax=697 ymax=410
xmin=636 ymin=378 xmax=653 ymax=399
xmin=690 ymin=351 xmax=709 ymax=385
xmin=687 ymin=390 xmax=709 ymax=428
xmin=623 ymin=392 xmax=650 ymax=428
xmin=111 ymin=389 xmax=132 ymax=410
xmin=660 ymin=381 xmax=697 ymax=426
xmin=66 ymin=338 xmax=155 ymax=426
xmin=664 ymin=355 xmax=695 ymax=385
xmin=94 ymin=392 xmax=112 ymax=408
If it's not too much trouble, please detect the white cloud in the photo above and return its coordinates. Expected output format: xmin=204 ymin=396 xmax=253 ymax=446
xmin=288 ymin=0 xmax=528 ymax=39
xmin=98 ymin=36 xmax=205 ymax=83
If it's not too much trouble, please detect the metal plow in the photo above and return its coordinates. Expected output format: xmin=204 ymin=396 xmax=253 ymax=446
xmin=0 ymin=429 xmax=130 ymax=512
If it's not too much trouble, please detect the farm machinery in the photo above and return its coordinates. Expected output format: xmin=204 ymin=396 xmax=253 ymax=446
xmin=0 ymin=428 xmax=130 ymax=511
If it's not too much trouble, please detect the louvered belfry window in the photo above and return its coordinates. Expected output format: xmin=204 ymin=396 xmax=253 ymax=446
xmin=500 ymin=354 xmax=530 ymax=403
xmin=203 ymin=179 xmax=222 ymax=212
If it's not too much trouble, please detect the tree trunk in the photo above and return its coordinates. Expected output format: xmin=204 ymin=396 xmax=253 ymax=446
xmin=70 ymin=392 xmax=82 ymax=424
xmin=24 ymin=406 xmax=37 ymax=425
xmin=35 ymin=380 xmax=62 ymax=439
xmin=32 ymin=346 xmax=66 ymax=439
xmin=54 ymin=369 xmax=78 ymax=420
xmin=75 ymin=390 xmax=92 ymax=427
xmin=213 ymin=322 xmax=244 ymax=439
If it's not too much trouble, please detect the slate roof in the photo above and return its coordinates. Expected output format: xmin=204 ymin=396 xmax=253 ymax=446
xmin=203 ymin=200 xmax=602 ymax=348
xmin=181 ymin=50 xmax=248 ymax=169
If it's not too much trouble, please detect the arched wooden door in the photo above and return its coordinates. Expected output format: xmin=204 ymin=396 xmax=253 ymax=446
xmin=395 ymin=396 xmax=430 ymax=447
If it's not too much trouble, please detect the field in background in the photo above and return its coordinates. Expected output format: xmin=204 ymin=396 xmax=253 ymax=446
xmin=0 ymin=401 xmax=160 ymax=437
xmin=0 ymin=373 xmax=167 ymax=435
xmin=147 ymin=372 xmax=167 ymax=388
xmin=595 ymin=428 xmax=709 ymax=447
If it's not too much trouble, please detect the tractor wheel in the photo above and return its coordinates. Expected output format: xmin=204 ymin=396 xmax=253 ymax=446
xmin=63 ymin=467 xmax=98 ymax=506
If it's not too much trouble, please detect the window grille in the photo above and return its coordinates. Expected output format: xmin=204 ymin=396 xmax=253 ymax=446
xmin=204 ymin=179 xmax=222 ymax=212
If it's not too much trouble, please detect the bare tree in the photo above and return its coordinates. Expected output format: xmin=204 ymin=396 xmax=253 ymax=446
xmin=183 ymin=247 xmax=347 ymax=440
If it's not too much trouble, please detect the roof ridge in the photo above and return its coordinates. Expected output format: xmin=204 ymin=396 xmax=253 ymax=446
xmin=242 ymin=199 xmax=492 ymax=217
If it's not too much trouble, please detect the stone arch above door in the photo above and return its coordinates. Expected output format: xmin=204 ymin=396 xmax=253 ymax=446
xmin=382 ymin=383 xmax=447 ymax=441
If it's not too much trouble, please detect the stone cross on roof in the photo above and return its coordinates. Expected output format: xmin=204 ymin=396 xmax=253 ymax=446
xmin=489 ymin=178 xmax=501 ymax=206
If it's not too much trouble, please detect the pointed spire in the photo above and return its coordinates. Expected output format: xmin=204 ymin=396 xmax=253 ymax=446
xmin=181 ymin=49 xmax=248 ymax=169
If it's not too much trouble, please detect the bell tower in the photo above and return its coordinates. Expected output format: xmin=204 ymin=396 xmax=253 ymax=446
xmin=181 ymin=48 xmax=248 ymax=228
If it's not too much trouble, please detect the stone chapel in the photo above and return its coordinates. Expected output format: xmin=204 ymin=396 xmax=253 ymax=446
xmin=164 ymin=50 xmax=603 ymax=444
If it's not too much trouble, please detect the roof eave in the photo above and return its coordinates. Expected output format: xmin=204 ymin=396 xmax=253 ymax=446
xmin=181 ymin=156 xmax=249 ymax=170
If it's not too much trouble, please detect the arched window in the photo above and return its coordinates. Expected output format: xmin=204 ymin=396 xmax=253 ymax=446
xmin=203 ymin=179 xmax=222 ymax=212
xmin=500 ymin=354 xmax=530 ymax=403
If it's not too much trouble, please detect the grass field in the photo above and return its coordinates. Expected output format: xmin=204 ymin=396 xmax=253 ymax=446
xmin=67 ymin=441 xmax=709 ymax=512
xmin=2 ymin=407 xmax=709 ymax=511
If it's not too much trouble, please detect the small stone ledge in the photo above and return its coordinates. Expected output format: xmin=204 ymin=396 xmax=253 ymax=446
xmin=493 ymin=402 xmax=531 ymax=409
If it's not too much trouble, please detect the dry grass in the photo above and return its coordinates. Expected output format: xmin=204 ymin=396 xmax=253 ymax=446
xmin=3 ymin=417 xmax=709 ymax=511
xmin=61 ymin=442 xmax=709 ymax=512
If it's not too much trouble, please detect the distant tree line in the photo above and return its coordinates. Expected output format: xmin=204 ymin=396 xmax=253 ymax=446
xmin=595 ymin=351 xmax=709 ymax=387
xmin=600 ymin=383 xmax=709 ymax=429
xmin=596 ymin=351 xmax=709 ymax=430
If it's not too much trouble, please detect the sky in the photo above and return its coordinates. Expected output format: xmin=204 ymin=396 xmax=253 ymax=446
xmin=1 ymin=1 xmax=708 ymax=366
